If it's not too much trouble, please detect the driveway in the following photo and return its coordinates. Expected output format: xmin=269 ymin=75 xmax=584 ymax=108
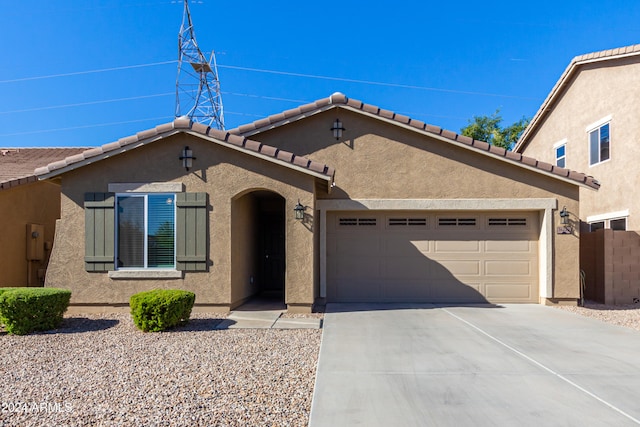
xmin=309 ymin=304 xmax=640 ymax=426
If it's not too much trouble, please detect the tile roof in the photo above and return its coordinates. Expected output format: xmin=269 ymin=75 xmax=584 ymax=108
xmin=229 ymin=92 xmax=600 ymax=190
xmin=0 ymin=148 xmax=88 ymax=190
xmin=515 ymin=43 xmax=640 ymax=152
xmin=33 ymin=117 xmax=335 ymax=185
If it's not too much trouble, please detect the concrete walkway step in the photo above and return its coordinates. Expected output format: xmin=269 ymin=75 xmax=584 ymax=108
xmin=215 ymin=309 xmax=322 ymax=330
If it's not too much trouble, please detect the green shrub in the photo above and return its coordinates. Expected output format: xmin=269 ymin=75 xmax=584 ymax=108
xmin=0 ymin=288 xmax=71 ymax=335
xmin=130 ymin=289 xmax=195 ymax=332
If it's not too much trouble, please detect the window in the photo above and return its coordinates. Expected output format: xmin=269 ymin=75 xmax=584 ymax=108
xmin=589 ymin=221 xmax=605 ymax=232
xmin=586 ymin=210 xmax=629 ymax=232
xmin=116 ymin=194 xmax=176 ymax=269
xmin=555 ymin=144 xmax=566 ymax=168
xmin=85 ymin=192 xmax=207 ymax=273
xmin=610 ymin=218 xmax=627 ymax=231
xmin=589 ymin=123 xmax=610 ymax=165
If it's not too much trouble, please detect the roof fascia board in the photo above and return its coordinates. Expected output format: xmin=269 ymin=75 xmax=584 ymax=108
xmin=184 ymin=131 xmax=333 ymax=186
xmin=238 ymin=104 xmax=336 ymax=138
xmin=338 ymin=105 xmax=596 ymax=190
xmin=36 ymin=131 xmax=178 ymax=180
xmin=36 ymin=129 xmax=333 ymax=190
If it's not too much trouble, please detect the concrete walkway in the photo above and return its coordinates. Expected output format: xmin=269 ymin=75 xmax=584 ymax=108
xmin=214 ymin=299 xmax=322 ymax=329
xmin=310 ymin=303 xmax=640 ymax=426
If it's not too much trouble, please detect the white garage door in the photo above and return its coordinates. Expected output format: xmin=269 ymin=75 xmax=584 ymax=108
xmin=326 ymin=211 xmax=539 ymax=303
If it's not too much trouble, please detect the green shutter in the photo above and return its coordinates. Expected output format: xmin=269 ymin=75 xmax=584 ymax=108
xmin=84 ymin=193 xmax=115 ymax=272
xmin=176 ymin=192 xmax=208 ymax=271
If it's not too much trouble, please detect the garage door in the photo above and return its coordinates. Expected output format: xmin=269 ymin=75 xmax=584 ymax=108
xmin=326 ymin=211 xmax=539 ymax=303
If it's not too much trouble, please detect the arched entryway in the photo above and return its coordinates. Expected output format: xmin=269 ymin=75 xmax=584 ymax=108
xmin=231 ymin=190 xmax=286 ymax=306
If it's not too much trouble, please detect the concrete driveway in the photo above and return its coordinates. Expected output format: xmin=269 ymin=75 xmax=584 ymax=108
xmin=309 ymin=304 xmax=640 ymax=426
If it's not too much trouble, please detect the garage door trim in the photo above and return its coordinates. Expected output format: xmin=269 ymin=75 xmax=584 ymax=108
xmin=317 ymin=198 xmax=556 ymax=302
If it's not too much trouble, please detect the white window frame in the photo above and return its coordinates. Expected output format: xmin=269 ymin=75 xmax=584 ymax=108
xmin=586 ymin=209 xmax=628 ymax=232
xmin=115 ymin=193 xmax=177 ymax=270
xmin=586 ymin=115 xmax=612 ymax=167
xmin=553 ymin=139 xmax=567 ymax=168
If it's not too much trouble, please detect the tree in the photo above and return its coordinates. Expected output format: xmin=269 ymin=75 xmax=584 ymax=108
xmin=460 ymin=110 xmax=530 ymax=150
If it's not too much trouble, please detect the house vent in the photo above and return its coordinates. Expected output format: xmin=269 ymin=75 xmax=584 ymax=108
xmin=339 ymin=218 xmax=377 ymax=226
xmin=388 ymin=218 xmax=427 ymax=226
xmin=438 ymin=218 xmax=477 ymax=226
xmin=488 ymin=218 xmax=527 ymax=226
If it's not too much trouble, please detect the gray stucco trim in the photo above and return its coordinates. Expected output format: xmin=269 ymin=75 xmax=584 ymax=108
xmin=108 ymin=182 xmax=184 ymax=193
xmin=316 ymin=198 xmax=557 ymax=302
xmin=108 ymin=270 xmax=184 ymax=279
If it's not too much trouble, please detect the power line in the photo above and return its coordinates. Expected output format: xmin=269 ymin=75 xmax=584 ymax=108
xmin=0 ymin=91 xmax=305 ymax=115
xmin=218 ymin=64 xmax=538 ymax=100
xmin=0 ymin=59 xmax=535 ymax=101
xmin=0 ymin=116 xmax=174 ymax=137
xmin=0 ymin=61 xmax=177 ymax=84
xmin=0 ymin=93 xmax=175 ymax=115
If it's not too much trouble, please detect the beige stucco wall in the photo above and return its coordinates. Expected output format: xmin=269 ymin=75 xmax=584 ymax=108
xmin=45 ymin=134 xmax=316 ymax=310
xmin=519 ymin=57 xmax=640 ymax=230
xmin=0 ymin=181 xmax=61 ymax=287
xmin=249 ymin=109 xmax=582 ymax=302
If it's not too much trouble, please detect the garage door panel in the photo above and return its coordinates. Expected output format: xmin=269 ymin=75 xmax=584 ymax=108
xmin=485 ymin=260 xmax=532 ymax=276
xmin=382 ymin=280 xmax=431 ymax=300
xmin=332 ymin=236 xmax=380 ymax=256
xmin=334 ymin=258 xmax=381 ymax=279
xmin=334 ymin=280 xmax=381 ymax=301
xmin=485 ymin=240 xmax=533 ymax=253
xmin=433 ymin=260 xmax=481 ymax=278
xmin=430 ymin=281 xmax=484 ymax=302
xmin=435 ymin=240 xmax=481 ymax=253
xmin=327 ymin=211 xmax=538 ymax=303
xmin=485 ymin=283 xmax=531 ymax=299
xmin=383 ymin=238 xmax=430 ymax=256
xmin=384 ymin=257 xmax=429 ymax=280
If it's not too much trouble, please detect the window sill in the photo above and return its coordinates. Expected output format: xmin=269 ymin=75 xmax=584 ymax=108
xmin=108 ymin=270 xmax=183 ymax=280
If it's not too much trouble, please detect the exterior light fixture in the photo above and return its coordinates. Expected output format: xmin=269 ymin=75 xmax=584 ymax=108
xmin=294 ymin=200 xmax=306 ymax=220
xmin=331 ymin=118 xmax=345 ymax=140
xmin=180 ymin=146 xmax=196 ymax=171
xmin=559 ymin=206 xmax=569 ymax=225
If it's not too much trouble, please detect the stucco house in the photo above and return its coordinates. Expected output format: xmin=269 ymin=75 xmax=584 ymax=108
xmin=36 ymin=93 xmax=598 ymax=312
xmin=0 ymin=148 xmax=86 ymax=287
xmin=514 ymin=43 xmax=640 ymax=232
xmin=513 ymin=43 xmax=640 ymax=304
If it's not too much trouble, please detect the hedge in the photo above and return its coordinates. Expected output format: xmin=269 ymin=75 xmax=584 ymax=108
xmin=130 ymin=289 xmax=195 ymax=332
xmin=0 ymin=288 xmax=71 ymax=335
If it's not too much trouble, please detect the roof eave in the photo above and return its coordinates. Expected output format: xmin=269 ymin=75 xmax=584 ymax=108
xmin=515 ymin=45 xmax=640 ymax=152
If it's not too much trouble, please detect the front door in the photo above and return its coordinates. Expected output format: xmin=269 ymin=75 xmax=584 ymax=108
xmin=260 ymin=213 xmax=285 ymax=295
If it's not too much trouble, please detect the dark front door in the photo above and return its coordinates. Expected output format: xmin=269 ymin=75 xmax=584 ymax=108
xmin=260 ymin=213 xmax=285 ymax=294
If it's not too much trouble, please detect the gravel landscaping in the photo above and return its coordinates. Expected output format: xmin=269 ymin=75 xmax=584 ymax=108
xmin=555 ymin=300 xmax=640 ymax=331
xmin=0 ymin=312 xmax=321 ymax=427
xmin=3 ymin=301 xmax=640 ymax=426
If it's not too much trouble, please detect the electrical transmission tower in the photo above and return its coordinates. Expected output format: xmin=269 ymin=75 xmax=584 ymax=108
xmin=175 ymin=0 xmax=224 ymax=129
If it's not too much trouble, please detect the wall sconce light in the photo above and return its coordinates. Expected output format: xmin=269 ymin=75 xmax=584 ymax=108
xmin=294 ymin=200 xmax=306 ymax=220
xmin=179 ymin=146 xmax=196 ymax=171
xmin=331 ymin=118 xmax=345 ymax=140
xmin=559 ymin=206 xmax=569 ymax=225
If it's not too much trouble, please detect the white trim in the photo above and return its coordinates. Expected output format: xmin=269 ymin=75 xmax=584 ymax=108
xmin=553 ymin=138 xmax=568 ymax=149
xmin=585 ymin=114 xmax=612 ymax=132
xmin=109 ymin=182 xmax=183 ymax=193
xmin=586 ymin=209 xmax=629 ymax=223
xmin=317 ymin=198 xmax=557 ymax=302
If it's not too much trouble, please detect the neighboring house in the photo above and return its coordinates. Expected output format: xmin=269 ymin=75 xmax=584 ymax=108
xmin=0 ymin=148 xmax=87 ymax=286
xmin=36 ymin=93 xmax=598 ymax=312
xmin=514 ymin=43 xmax=640 ymax=232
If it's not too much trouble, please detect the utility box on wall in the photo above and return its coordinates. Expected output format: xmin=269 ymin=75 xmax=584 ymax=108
xmin=26 ymin=223 xmax=44 ymax=261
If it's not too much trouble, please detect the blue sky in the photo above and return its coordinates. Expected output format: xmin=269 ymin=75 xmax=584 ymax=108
xmin=2 ymin=0 xmax=640 ymax=148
